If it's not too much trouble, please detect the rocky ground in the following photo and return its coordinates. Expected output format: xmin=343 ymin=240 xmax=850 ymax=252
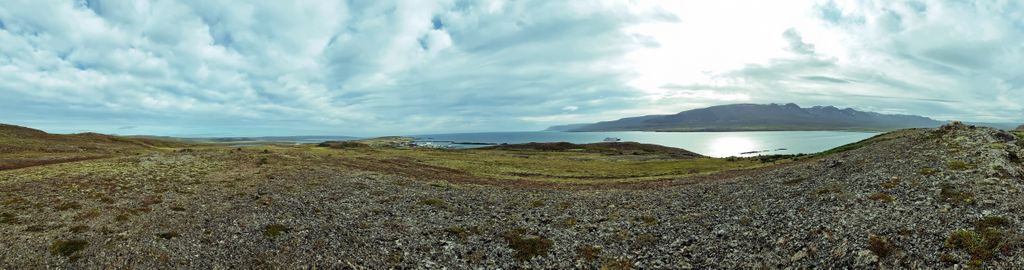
xmin=2 ymin=123 xmax=1024 ymax=269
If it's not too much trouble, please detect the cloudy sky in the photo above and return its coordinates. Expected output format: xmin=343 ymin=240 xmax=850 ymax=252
xmin=1 ymin=0 xmax=1021 ymax=136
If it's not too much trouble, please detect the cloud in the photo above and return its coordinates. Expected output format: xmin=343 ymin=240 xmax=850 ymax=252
xmin=0 ymin=0 xmax=1020 ymax=136
xmin=0 ymin=0 xmax=675 ymax=136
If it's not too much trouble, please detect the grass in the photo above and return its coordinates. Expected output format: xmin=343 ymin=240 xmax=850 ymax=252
xmin=55 ymin=202 xmax=82 ymax=211
xmin=419 ymin=198 xmax=446 ymax=208
xmin=868 ymin=235 xmax=896 ymax=257
xmin=328 ymin=147 xmax=763 ymax=184
xmin=503 ymin=229 xmax=554 ymax=261
xmin=263 ymin=224 xmax=290 ymax=238
xmin=50 ymin=239 xmax=88 ymax=256
xmin=939 ymin=183 xmax=975 ymax=205
xmin=577 ymin=245 xmax=602 ymax=261
xmin=1 ymin=212 xmax=16 ymax=224
xmin=157 ymin=231 xmax=180 ymax=239
xmin=945 ymin=216 xmax=1017 ymax=263
xmin=815 ymin=183 xmax=844 ymax=195
xmin=317 ymin=141 xmax=369 ymax=149
xmin=880 ymin=177 xmax=900 ymax=189
xmin=868 ymin=192 xmax=895 ymax=202
xmin=816 ymin=131 xmax=906 ymax=157
xmin=637 ymin=215 xmax=658 ymax=225
xmin=946 ymin=160 xmax=974 ymax=171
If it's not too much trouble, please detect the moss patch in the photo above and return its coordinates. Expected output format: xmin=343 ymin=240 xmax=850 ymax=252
xmin=157 ymin=231 xmax=180 ymax=239
xmin=868 ymin=192 xmax=895 ymax=202
xmin=939 ymin=183 xmax=974 ymax=205
xmin=945 ymin=216 xmax=1016 ymax=262
xmin=263 ymin=224 xmax=290 ymax=238
xmin=419 ymin=198 xmax=446 ymax=209
xmin=503 ymin=229 xmax=553 ymax=261
xmin=946 ymin=160 xmax=974 ymax=171
xmin=50 ymin=239 xmax=88 ymax=257
xmin=868 ymin=235 xmax=895 ymax=257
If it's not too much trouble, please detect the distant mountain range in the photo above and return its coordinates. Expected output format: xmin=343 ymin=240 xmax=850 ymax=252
xmin=547 ymin=103 xmax=947 ymax=132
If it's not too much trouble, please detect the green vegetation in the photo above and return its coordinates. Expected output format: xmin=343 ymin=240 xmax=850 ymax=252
xmin=419 ymin=198 xmax=446 ymax=208
xmin=1 ymin=212 xmax=16 ymax=224
xmin=919 ymin=167 xmax=939 ymax=176
xmin=69 ymin=225 xmax=89 ymax=233
xmin=576 ymin=245 xmax=602 ymax=261
xmin=939 ymin=183 xmax=975 ymax=205
xmin=317 ymin=141 xmax=370 ymax=149
xmin=0 ymin=124 xmax=186 ymax=170
xmin=816 ymin=183 xmax=844 ymax=195
xmin=880 ymin=177 xmax=900 ymax=189
xmin=945 ymin=216 xmax=1017 ymax=263
xmin=486 ymin=142 xmax=701 ymax=158
xmin=50 ymin=239 xmax=88 ymax=256
xmin=868 ymin=192 xmax=895 ymax=202
xmin=503 ymin=229 xmax=553 ymax=261
xmin=637 ymin=215 xmax=658 ymax=225
xmin=817 ymin=131 xmax=905 ymax=156
xmin=157 ymin=231 xmax=180 ymax=239
xmin=868 ymin=235 xmax=896 ymax=258
xmin=781 ymin=177 xmax=806 ymax=185
xmin=946 ymin=160 xmax=974 ymax=171
xmin=557 ymin=217 xmax=578 ymax=228
xmin=55 ymin=202 xmax=82 ymax=211
xmin=600 ymin=257 xmax=635 ymax=270
xmin=263 ymin=224 xmax=290 ymax=238
xmin=331 ymin=147 xmax=763 ymax=184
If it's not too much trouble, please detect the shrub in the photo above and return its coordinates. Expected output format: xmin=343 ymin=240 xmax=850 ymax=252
xmin=503 ymin=229 xmax=553 ymax=261
xmin=868 ymin=235 xmax=895 ymax=257
xmin=939 ymin=183 xmax=974 ymax=205
xmin=318 ymin=141 xmax=369 ymax=149
xmin=157 ymin=231 xmax=180 ymax=239
xmin=50 ymin=239 xmax=88 ymax=256
xmin=637 ymin=215 xmax=658 ymax=225
xmin=945 ymin=216 xmax=1015 ymax=262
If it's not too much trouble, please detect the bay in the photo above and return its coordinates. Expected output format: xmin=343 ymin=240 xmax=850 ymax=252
xmin=410 ymin=131 xmax=879 ymax=158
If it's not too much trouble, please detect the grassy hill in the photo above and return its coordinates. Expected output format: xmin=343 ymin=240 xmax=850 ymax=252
xmin=0 ymin=124 xmax=187 ymax=170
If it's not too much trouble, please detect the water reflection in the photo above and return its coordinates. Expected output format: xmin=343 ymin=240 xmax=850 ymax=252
xmin=707 ymin=137 xmax=758 ymax=157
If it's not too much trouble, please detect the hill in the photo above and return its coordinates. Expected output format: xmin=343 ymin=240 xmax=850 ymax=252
xmin=484 ymin=141 xmax=703 ymax=159
xmin=0 ymin=123 xmax=186 ymax=170
xmin=553 ymin=103 xmax=943 ymax=132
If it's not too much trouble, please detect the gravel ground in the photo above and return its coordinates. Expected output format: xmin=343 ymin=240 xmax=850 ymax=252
xmin=2 ymin=123 xmax=1023 ymax=269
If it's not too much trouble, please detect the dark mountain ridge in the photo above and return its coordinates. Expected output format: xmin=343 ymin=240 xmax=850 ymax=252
xmin=557 ymin=103 xmax=944 ymax=132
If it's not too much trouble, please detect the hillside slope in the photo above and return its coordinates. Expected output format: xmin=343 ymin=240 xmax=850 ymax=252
xmin=559 ymin=103 xmax=943 ymax=132
xmin=0 ymin=124 xmax=186 ymax=170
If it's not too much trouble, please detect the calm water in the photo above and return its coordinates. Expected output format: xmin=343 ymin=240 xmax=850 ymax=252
xmin=410 ymin=131 xmax=879 ymax=158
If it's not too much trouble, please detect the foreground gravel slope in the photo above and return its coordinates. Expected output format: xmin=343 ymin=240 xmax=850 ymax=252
xmin=2 ymin=123 xmax=1023 ymax=269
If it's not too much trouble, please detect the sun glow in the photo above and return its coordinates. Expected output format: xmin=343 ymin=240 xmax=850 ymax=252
xmin=707 ymin=136 xmax=759 ymax=157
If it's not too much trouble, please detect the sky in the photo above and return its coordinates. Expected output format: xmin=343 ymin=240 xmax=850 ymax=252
xmin=0 ymin=0 xmax=1022 ymax=136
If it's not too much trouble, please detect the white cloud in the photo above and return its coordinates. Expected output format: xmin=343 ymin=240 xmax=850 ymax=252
xmin=0 ymin=0 xmax=1020 ymax=136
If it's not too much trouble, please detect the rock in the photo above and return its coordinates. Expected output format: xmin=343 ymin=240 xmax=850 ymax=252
xmin=855 ymin=250 xmax=878 ymax=266
xmin=790 ymin=250 xmax=808 ymax=262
